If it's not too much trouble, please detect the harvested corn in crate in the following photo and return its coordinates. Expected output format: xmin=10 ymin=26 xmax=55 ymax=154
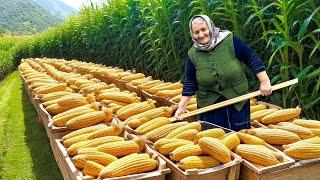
xmin=53 ymin=126 xmax=169 ymax=180
xmin=147 ymin=121 xmax=241 ymax=180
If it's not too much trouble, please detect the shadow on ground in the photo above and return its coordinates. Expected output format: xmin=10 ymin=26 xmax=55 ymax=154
xmin=21 ymin=84 xmax=63 ymax=180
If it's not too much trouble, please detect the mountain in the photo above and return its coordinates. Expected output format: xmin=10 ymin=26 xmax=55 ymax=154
xmin=0 ymin=0 xmax=62 ymax=35
xmin=33 ymin=0 xmax=78 ymax=20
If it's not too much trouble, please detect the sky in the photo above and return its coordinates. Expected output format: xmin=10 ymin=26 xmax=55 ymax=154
xmin=60 ymin=0 xmax=104 ymax=10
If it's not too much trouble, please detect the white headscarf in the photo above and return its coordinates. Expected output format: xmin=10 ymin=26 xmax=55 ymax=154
xmin=189 ymin=15 xmax=230 ymax=51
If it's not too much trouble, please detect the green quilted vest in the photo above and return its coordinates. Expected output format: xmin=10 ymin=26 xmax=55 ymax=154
xmin=188 ymin=33 xmax=248 ymax=111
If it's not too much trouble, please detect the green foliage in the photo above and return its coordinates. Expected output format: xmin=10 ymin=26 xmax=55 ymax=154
xmin=0 ymin=0 xmax=62 ymax=35
xmin=13 ymin=0 xmax=320 ymax=119
xmin=0 ymin=36 xmax=25 ymax=80
xmin=0 ymin=72 xmax=62 ymax=179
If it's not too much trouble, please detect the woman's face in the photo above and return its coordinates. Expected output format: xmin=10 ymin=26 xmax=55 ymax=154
xmin=192 ymin=22 xmax=211 ymax=45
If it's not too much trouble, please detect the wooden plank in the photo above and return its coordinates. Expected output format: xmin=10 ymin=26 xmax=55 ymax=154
xmin=125 ymin=83 xmax=144 ymax=100
xmin=180 ymin=79 xmax=298 ymax=119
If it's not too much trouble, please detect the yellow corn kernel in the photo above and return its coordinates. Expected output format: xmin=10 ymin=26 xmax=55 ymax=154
xmin=250 ymin=104 xmax=267 ymax=113
xmin=261 ymin=107 xmax=301 ymax=124
xmin=66 ymin=109 xmax=113 ymax=130
xmin=198 ymin=137 xmax=231 ymax=164
xmin=292 ymin=119 xmax=320 ymax=129
xmin=235 ymin=144 xmax=280 ymax=166
xmin=221 ymin=133 xmax=240 ymax=150
xmin=194 ymin=128 xmax=226 ymax=143
xmin=179 ymin=156 xmax=220 ymax=170
xmin=169 ymin=144 xmax=203 ymax=162
xmin=237 ymin=132 xmax=266 ymax=145
xmin=243 ymin=128 xmax=301 ymax=145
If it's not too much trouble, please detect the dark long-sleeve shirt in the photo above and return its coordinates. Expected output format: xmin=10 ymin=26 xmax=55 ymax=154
xmin=182 ymin=36 xmax=266 ymax=96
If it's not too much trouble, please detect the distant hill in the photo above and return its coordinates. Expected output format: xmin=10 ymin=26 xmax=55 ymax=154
xmin=33 ymin=0 xmax=78 ymax=20
xmin=0 ymin=0 xmax=62 ymax=35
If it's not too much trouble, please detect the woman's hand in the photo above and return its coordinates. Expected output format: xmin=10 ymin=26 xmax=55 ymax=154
xmin=256 ymin=71 xmax=272 ymax=96
xmin=174 ymin=107 xmax=186 ymax=120
xmin=259 ymin=80 xmax=272 ymax=96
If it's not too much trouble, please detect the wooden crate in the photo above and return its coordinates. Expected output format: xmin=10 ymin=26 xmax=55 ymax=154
xmin=141 ymin=121 xmax=241 ymax=180
xmin=38 ymin=103 xmax=74 ymax=140
xmin=52 ymin=139 xmax=170 ymax=180
xmin=295 ymin=158 xmax=320 ymax=180
xmin=240 ymin=158 xmax=320 ymax=180
xmin=125 ymin=83 xmax=144 ymax=99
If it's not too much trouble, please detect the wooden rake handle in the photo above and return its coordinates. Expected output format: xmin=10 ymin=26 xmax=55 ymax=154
xmin=179 ymin=78 xmax=298 ymax=119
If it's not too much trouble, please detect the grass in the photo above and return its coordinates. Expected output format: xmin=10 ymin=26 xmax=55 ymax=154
xmin=0 ymin=71 xmax=62 ymax=180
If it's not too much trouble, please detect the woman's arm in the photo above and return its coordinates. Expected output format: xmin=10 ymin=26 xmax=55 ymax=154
xmin=233 ymin=37 xmax=272 ymax=96
xmin=175 ymin=58 xmax=197 ymax=119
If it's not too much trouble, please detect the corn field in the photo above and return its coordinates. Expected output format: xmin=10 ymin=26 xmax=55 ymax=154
xmin=13 ymin=0 xmax=320 ymax=119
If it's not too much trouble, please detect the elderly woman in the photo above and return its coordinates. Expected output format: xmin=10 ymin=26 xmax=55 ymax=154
xmin=174 ymin=15 xmax=272 ymax=131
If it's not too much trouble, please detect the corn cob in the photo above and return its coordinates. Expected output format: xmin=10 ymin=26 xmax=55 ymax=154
xmin=65 ymin=87 xmax=74 ymax=92
xmin=101 ymin=100 xmax=128 ymax=106
xmin=62 ymin=124 xmax=107 ymax=141
xmin=250 ymin=109 xmax=278 ymax=122
xmin=156 ymin=89 xmax=182 ymax=98
xmin=117 ymin=71 xmax=133 ymax=78
xmin=283 ymin=137 xmax=320 ymax=149
xmin=98 ymin=91 xmax=141 ymax=103
xmin=131 ymin=76 xmax=152 ymax=86
xmin=135 ymin=117 xmax=171 ymax=135
xmin=198 ymin=137 xmax=231 ymax=164
xmin=137 ymin=80 xmax=162 ymax=90
xmin=75 ymin=79 xmax=94 ymax=87
xmin=187 ymin=104 xmax=197 ymax=111
xmin=148 ymin=82 xmax=182 ymax=94
xmin=82 ymin=161 xmax=104 ymax=177
xmin=56 ymin=94 xmax=87 ymax=106
xmin=52 ymin=103 xmax=100 ymax=126
xmin=154 ymin=138 xmax=194 ymax=150
xmin=221 ymin=133 xmax=240 ymax=150
xmin=237 ymin=132 xmax=266 ymax=145
xmin=170 ymin=94 xmax=182 ymax=103
xmin=126 ymin=107 xmax=174 ymax=128
xmin=235 ymin=144 xmax=280 ymax=166
xmin=145 ymin=122 xmax=189 ymax=142
xmin=46 ymin=104 xmax=72 ymax=115
xmin=158 ymin=140 xmax=194 ymax=155
xmin=99 ymin=153 xmax=158 ymax=178
xmin=261 ymin=107 xmax=301 ymax=124
xmin=310 ymin=128 xmax=320 ymax=136
xmin=72 ymin=153 xmax=117 ymax=169
xmin=76 ymin=136 xmax=125 ymax=154
xmin=26 ymin=78 xmax=56 ymax=84
xmin=34 ymin=83 xmax=67 ymax=94
xmin=87 ymin=124 xmax=123 ymax=139
xmin=169 ymin=144 xmax=203 ymax=161
xmin=96 ymin=138 xmax=145 ymax=157
xmin=116 ymin=100 xmax=156 ymax=121
xmin=179 ymin=156 xmax=220 ymax=170
xmin=173 ymin=129 xmax=199 ymax=141
xmin=30 ymin=82 xmax=56 ymax=89
xmin=166 ymin=122 xmax=201 ymax=139
xmin=194 ymin=128 xmax=226 ymax=143
xmin=121 ymin=73 xmax=145 ymax=81
xmin=269 ymin=122 xmax=314 ymax=139
xmin=82 ymin=83 xmax=108 ymax=93
xmin=250 ymin=104 xmax=267 ymax=113
xmin=284 ymin=143 xmax=320 ymax=160
xmin=41 ymin=91 xmax=73 ymax=102
xmin=65 ymin=109 xmax=113 ymax=130
xmin=243 ymin=128 xmax=301 ymax=145
xmin=292 ymin=119 xmax=320 ymax=129
xmin=63 ymin=133 xmax=92 ymax=148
